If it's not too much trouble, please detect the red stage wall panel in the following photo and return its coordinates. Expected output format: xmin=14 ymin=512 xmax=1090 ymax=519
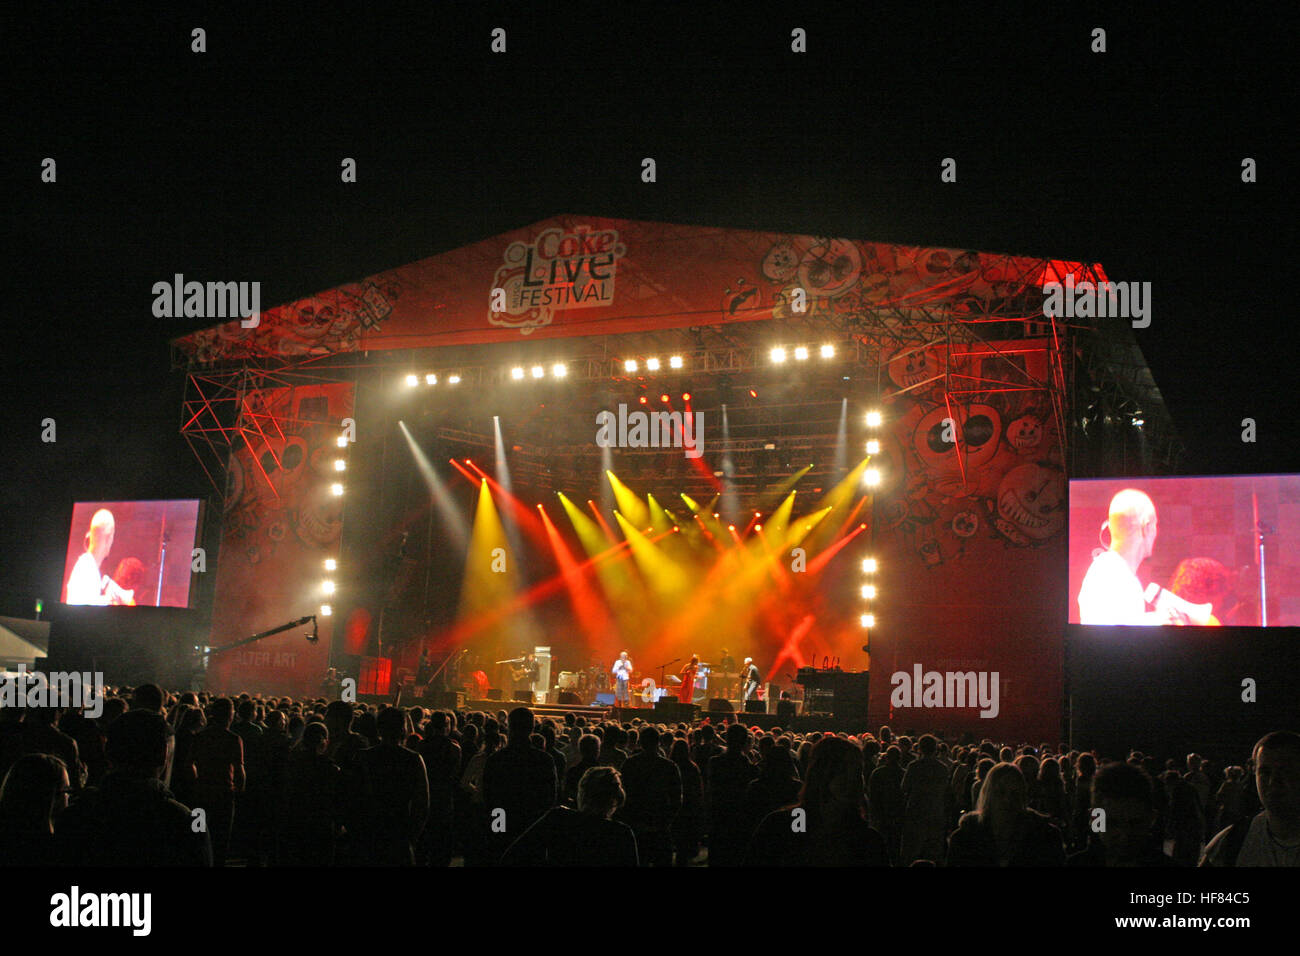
xmin=866 ymin=342 xmax=1066 ymax=742
xmin=172 ymin=215 xmax=1089 ymax=363
xmin=204 ymin=383 xmax=354 ymax=696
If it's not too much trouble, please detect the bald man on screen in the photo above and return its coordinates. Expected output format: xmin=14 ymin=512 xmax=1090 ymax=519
xmin=1077 ymin=489 xmax=1190 ymax=625
xmin=65 ymin=509 xmax=135 ymax=606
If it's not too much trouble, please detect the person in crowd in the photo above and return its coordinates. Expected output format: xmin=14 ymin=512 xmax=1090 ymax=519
xmin=503 ymin=765 xmax=639 ymax=866
xmin=742 ymin=743 xmax=801 ymax=840
xmin=617 ymin=725 xmax=682 ymax=866
xmin=564 ymin=734 xmax=602 ymax=807
xmin=707 ymin=722 xmax=760 ymax=867
xmin=868 ymin=745 xmax=905 ymax=865
xmin=482 ymin=707 xmax=557 ymax=865
xmin=1067 ymin=762 xmax=1179 ymax=866
xmin=1210 ymin=766 xmax=1248 ymax=835
xmin=278 ymin=722 xmax=340 ymax=866
xmin=1202 ymin=731 xmax=1300 ymax=866
xmin=415 ymin=710 xmax=461 ymax=867
xmin=746 ymin=736 xmax=888 ymax=866
xmin=1036 ymin=757 xmax=1069 ymax=829
xmin=1162 ymin=770 xmax=1205 ymax=866
xmin=189 ymin=697 xmax=244 ymax=866
xmin=0 ymin=753 xmax=69 ymax=865
xmin=947 ymin=762 xmax=1065 ymax=866
xmin=54 ymin=710 xmax=211 ymax=866
xmin=351 ymin=707 xmax=429 ymax=865
xmin=669 ymin=737 xmax=703 ymax=865
xmin=901 ymin=734 xmax=952 ymax=865
xmin=20 ymin=706 xmax=83 ymax=797
xmin=170 ymin=704 xmax=205 ymax=808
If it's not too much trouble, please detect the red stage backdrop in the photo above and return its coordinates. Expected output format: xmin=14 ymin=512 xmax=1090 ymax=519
xmin=869 ymin=341 xmax=1066 ymax=742
xmin=204 ymin=383 xmax=353 ymax=696
xmin=173 ymin=215 xmax=1091 ymax=362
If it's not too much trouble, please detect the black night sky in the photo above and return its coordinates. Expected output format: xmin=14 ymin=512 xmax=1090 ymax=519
xmin=2 ymin=5 xmax=1295 ymax=615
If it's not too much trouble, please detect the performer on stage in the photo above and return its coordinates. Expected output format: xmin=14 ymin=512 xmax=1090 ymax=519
xmin=678 ymin=655 xmax=699 ymax=704
xmin=612 ymin=651 xmax=633 ymax=706
xmin=65 ymin=508 xmax=133 ymax=606
xmin=1077 ymin=489 xmax=1192 ymax=626
xmin=742 ymin=657 xmax=761 ymax=701
xmin=522 ymin=651 xmax=540 ymax=701
xmin=718 ymin=648 xmax=738 ymax=698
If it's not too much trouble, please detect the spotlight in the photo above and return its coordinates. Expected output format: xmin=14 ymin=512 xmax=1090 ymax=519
xmin=334 ymin=459 xmax=346 ymax=471
xmin=646 ymin=357 xmax=660 ymax=371
xmin=866 ymin=439 xmax=880 ymax=455
xmin=669 ymin=355 xmax=684 ymax=369
xmin=864 ymin=468 xmax=881 ymax=486
xmin=639 ymin=395 xmax=648 ymax=405
xmin=660 ymin=393 xmax=670 ymax=403
xmin=624 ymin=359 xmax=638 ymax=373
xmin=330 ymin=483 xmax=344 ymax=496
xmin=865 ymin=410 xmax=883 ymax=427
xmin=748 ymin=388 xmax=758 ymax=398
xmin=860 ymin=584 xmax=877 ymax=599
xmin=405 ymin=374 xmax=418 ymax=387
xmin=862 ymin=558 xmax=878 ymax=573
xmin=324 ymin=558 xmax=337 ymax=571
xmin=755 ymin=524 xmax=762 ymax=530
xmin=448 ymin=374 xmax=461 ymax=384
xmin=860 ymin=613 xmax=875 ymax=628
xmin=529 ymin=365 xmax=543 ymax=379
xmin=511 ymin=367 xmax=525 ymax=380
xmin=336 ymin=435 xmax=348 ymax=448
xmin=770 ymin=346 xmax=787 ymax=363
xmin=320 ymin=604 xmax=332 ymax=617
xmin=425 ymin=373 xmax=437 ymax=385
xmin=794 ymin=346 xmax=809 ymax=361
xmin=322 ymin=580 xmax=335 ymax=595
xmin=728 ymin=525 xmax=736 ymax=531
xmin=681 ymin=392 xmax=691 ymax=402
xmin=820 ymin=344 xmax=835 ymax=358
xmin=552 ymin=363 xmax=567 ymax=378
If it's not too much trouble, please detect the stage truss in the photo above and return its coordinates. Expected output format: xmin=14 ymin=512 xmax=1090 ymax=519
xmin=174 ymin=254 xmax=1182 ymax=506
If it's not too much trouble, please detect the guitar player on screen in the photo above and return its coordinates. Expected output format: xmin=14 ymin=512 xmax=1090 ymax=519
xmin=1077 ymin=489 xmax=1213 ymax=626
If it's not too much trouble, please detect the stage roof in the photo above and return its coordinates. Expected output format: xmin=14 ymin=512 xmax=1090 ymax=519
xmin=170 ymin=215 xmax=1182 ymax=473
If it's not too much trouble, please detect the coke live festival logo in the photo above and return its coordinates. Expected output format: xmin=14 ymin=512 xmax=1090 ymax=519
xmin=488 ymin=225 xmax=627 ymax=334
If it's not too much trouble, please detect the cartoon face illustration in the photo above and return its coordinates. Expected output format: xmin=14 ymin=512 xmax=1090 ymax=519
xmin=296 ymin=486 xmax=344 ymax=547
xmin=995 ymin=462 xmax=1065 ymax=542
xmin=952 ymin=510 xmax=979 ymax=537
xmin=761 ymin=243 xmax=799 ymax=283
xmin=1005 ymin=414 xmax=1044 ymax=451
xmin=912 ymin=404 xmax=1002 ymax=498
xmin=921 ymin=249 xmax=952 ymax=278
xmin=888 ymin=347 xmax=940 ymax=389
xmin=265 ymin=437 xmax=309 ymax=500
xmin=798 ymin=239 xmax=862 ymax=298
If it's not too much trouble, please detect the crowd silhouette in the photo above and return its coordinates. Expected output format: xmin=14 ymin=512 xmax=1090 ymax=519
xmin=1 ymin=684 xmax=1296 ymax=867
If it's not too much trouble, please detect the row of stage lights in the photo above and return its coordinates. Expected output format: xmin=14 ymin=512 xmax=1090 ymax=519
xmin=769 ymin=344 xmax=837 ymax=363
xmin=319 ymin=429 xmax=352 ymax=617
xmin=401 ymin=344 xmax=842 ymax=389
xmin=860 ymin=408 xmax=883 ymax=630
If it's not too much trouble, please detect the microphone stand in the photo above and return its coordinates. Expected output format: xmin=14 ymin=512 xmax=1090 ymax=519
xmin=1253 ymin=488 xmax=1270 ymax=626
xmin=655 ymin=658 xmax=681 ymax=701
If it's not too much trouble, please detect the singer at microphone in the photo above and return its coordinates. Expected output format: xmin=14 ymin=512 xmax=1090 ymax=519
xmin=1078 ymin=489 xmax=1190 ymax=625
